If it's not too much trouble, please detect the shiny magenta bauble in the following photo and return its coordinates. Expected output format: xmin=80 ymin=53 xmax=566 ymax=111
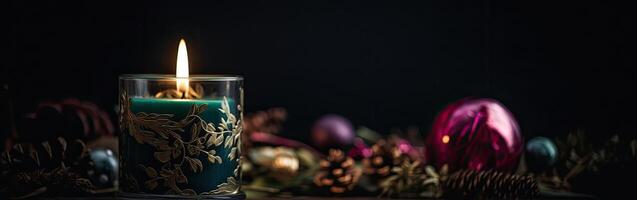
xmin=426 ymin=98 xmax=523 ymax=172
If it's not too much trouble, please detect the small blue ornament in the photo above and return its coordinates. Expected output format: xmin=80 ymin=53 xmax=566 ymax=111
xmin=89 ymin=148 xmax=119 ymax=187
xmin=525 ymin=137 xmax=558 ymax=172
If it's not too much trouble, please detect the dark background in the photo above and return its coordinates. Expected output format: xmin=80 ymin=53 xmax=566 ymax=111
xmin=6 ymin=0 xmax=636 ymax=142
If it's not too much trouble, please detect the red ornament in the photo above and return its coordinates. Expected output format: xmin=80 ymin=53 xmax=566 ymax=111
xmin=426 ymin=98 xmax=522 ymax=172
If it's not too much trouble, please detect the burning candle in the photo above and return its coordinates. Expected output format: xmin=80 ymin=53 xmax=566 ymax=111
xmin=119 ymin=39 xmax=244 ymax=199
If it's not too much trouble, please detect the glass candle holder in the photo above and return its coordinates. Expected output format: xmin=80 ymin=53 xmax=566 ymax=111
xmin=119 ymin=74 xmax=244 ymax=199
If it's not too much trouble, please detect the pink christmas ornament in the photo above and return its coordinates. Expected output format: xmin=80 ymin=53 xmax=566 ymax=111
xmin=426 ymin=98 xmax=523 ymax=172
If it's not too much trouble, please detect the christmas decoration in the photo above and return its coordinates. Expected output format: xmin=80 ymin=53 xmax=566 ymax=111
xmin=361 ymin=140 xmax=395 ymax=178
xmin=240 ymin=107 xmax=637 ymax=199
xmin=271 ymin=153 xmax=300 ymax=181
xmin=312 ymin=115 xmax=355 ymax=150
xmin=426 ymin=98 xmax=523 ymax=172
xmin=346 ymin=137 xmax=372 ymax=159
xmin=243 ymin=108 xmax=287 ymax=151
xmin=0 ymin=98 xmax=117 ymax=198
xmin=248 ymin=146 xmax=300 ymax=182
xmin=249 ymin=132 xmax=323 ymax=157
xmin=537 ymin=130 xmax=592 ymax=191
xmin=421 ymin=164 xmax=449 ymax=198
xmin=378 ymin=160 xmax=424 ymax=197
xmin=6 ymin=94 xmax=637 ymax=199
xmin=442 ymin=169 xmax=539 ymax=199
xmin=313 ymin=149 xmax=361 ymax=194
xmin=88 ymin=148 xmax=118 ymax=188
xmin=361 ymin=136 xmax=420 ymax=180
xmin=537 ymin=131 xmax=637 ymax=198
xmin=241 ymin=145 xmax=319 ymax=199
xmin=525 ymin=137 xmax=558 ymax=172
xmin=0 ymin=138 xmax=117 ymax=198
xmin=228 ymin=108 xmax=637 ymax=198
xmin=387 ymin=135 xmax=422 ymax=164
xmin=244 ymin=108 xmax=287 ymax=135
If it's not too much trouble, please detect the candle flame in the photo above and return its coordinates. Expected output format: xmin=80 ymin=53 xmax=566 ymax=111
xmin=176 ymin=39 xmax=189 ymax=96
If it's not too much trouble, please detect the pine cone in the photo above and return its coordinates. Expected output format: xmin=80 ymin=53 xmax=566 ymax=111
xmin=443 ymin=169 xmax=539 ymax=199
xmin=362 ymin=140 xmax=392 ymax=177
xmin=362 ymin=139 xmax=408 ymax=178
xmin=314 ymin=149 xmax=361 ymax=194
xmin=1 ymin=138 xmax=102 ymax=198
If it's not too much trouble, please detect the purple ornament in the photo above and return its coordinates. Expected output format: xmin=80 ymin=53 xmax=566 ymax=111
xmin=426 ymin=98 xmax=523 ymax=172
xmin=312 ymin=114 xmax=355 ymax=150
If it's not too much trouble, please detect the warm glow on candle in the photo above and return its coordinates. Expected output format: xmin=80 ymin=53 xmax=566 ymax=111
xmin=176 ymin=39 xmax=189 ymax=96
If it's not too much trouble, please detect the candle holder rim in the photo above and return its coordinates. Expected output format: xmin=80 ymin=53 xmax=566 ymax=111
xmin=119 ymin=74 xmax=243 ymax=81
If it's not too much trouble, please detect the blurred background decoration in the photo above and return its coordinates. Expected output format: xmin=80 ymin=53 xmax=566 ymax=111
xmin=1 ymin=93 xmax=636 ymax=198
xmin=1 ymin=98 xmax=118 ymax=199
xmin=238 ymin=106 xmax=636 ymax=199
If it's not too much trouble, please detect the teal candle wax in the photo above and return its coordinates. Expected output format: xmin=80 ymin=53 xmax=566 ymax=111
xmin=129 ymin=98 xmax=234 ymax=123
xmin=121 ymin=97 xmax=239 ymax=194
